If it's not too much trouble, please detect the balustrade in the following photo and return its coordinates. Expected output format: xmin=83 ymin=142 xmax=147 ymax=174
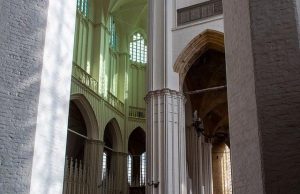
xmin=129 ymin=106 xmax=146 ymax=119
xmin=107 ymin=92 xmax=125 ymax=113
xmin=72 ymin=63 xmax=98 ymax=93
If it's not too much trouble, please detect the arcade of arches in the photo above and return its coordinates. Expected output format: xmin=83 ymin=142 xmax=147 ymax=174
xmin=63 ymin=0 xmax=233 ymax=194
xmin=1 ymin=0 xmax=300 ymax=194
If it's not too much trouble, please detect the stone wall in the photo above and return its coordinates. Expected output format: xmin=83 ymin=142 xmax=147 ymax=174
xmin=224 ymin=0 xmax=300 ymax=193
xmin=0 ymin=1 xmax=48 ymax=193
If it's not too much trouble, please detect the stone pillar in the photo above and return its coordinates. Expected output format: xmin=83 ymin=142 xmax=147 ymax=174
xmin=223 ymin=0 xmax=300 ymax=193
xmin=84 ymin=139 xmax=103 ymax=194
xmin=113 ymin=152 xmax=128 ymax=194
xmin=145 ymin=89 xmax=187 ymax=194
xmin=203 ymin=142 xmax=213 ymax=194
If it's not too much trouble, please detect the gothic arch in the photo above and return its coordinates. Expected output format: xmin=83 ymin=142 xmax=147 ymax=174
xmin=173 ymin=29 xmax=224 ymax=89
xmin=128 ymin=127 xmax=146 ymax=155
xmin=103 ymin=118 xmax=123 ymax=152
xmin=70 ymin=94 xmax=99 ymax=139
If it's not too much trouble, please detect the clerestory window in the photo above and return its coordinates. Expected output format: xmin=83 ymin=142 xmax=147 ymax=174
xmin=130 ymin=33 xmax=147 ymax=64
xmin=77 ymin=0 xmax=89 ymax=16
xmin=109 ymin=16 xmax=117 ymax=50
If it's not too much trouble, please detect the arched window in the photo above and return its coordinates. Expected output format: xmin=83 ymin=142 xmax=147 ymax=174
xmin=77 ymin=0 xmax=89 ymax=16
xmin=130 ymin=33 xmax=147 ymax=63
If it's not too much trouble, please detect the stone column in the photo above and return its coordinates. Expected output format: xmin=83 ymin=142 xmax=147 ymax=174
xmin=203 ymin=142 xmax=213 ymax=194
xmin=145 ymin=89 xmax=187 ymax=194
xmin=113 ymin=152 xmax=128 ymax=194
xmin=84 ymin=139 xmax=103 ymax=194
xmin=223 ymin=0 xmax=300 ymax=193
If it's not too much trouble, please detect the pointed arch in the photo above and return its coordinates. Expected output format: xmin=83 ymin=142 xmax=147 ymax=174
xmin=103 ymin=118 xmax=123 ymax=152
xmin=70 ymin=94 xmax=99 ymax=139
xmin=173 ymin=29 xmax=224 ymax=89
xmin=128 ymin=127 xmax=146 ymax=155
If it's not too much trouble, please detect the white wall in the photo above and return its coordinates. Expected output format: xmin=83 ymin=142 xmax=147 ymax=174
xmin=176 ymin=0 xmax=209 ymax=9
xmin=172 ymin=16 xmax=224 ymax=64
xmin=29 ymin=1 xmax=76 ymax=194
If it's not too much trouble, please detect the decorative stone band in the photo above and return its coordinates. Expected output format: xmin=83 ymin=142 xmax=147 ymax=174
xmin=145 ymin=88 xmax=186 ymax=102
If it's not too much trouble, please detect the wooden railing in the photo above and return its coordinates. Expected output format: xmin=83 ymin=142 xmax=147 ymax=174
xmin=129 ymin=106 xmax=146 ymax=119
xmin=63 ymin=158 xmax=89 ymax=194
xmin=72 ymin=63 xmax=98 ymax=93
xmin=107 ymin=92 xmax=125 ymax=113
xmin=177 ymin=0 xmax=223 ymax=26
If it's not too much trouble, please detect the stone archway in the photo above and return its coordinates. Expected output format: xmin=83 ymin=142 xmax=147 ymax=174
xmin=63 ymin=94 xmax=102 ymax=194
xmin=174 ymin=29 xmax=232 ymax=194
xmin=173 ymin=29 xmax=224 ymax=90
xmin=128 ymin=127 xmax=146 ymax=194
xmin=70 ymin=94 xmax=99 ymax=139
xmin=101 ymin=118 xmax=126 ymax=194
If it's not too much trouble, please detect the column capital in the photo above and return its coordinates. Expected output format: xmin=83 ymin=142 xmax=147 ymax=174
xmin=145 ymin=88 xmax=185 ymax=102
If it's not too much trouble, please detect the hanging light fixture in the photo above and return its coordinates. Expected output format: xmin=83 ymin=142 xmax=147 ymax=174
xmin=192 ymin=110 xmax=205 ymax=137
xmin=192 ymin=110 xmax=229 ymax=140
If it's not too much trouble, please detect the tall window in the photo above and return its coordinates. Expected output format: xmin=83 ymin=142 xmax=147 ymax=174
xmin=127 ymin=155 xmax=133 ymax=185
xmin=102 ymin=152 xmax=107 ymax=180
xmin=130 ymin=33 xmax=147 ymax=63
xmin=140 ymin=152 xmax=146 ymax=185
xmin=109 ymin=16 xmax=117 ymax=50
xmin=77 ymin=0 xmax=89 ymax=16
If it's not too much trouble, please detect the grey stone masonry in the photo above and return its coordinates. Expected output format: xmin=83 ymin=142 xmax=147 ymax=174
xmin=0 ymin=1 xmax=48 ymax=193
xmin=224 ymin=0 xmax=300 ymax=194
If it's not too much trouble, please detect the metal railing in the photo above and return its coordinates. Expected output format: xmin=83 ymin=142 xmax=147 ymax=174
xmin=72 ymin=63 xmax=98 ymax=93
xmin=129 ymin=106 xmax=146 ymax=119
xmin=177 ymin=0 xmax=223 ymax=26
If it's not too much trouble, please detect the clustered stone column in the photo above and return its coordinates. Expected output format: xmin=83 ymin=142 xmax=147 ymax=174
xmin=145 ymin=89 xmax=187 ymax=194
xmin=84 ymin=139 xmax=103 ymax=193
xmin=186 ymin=126 xmax=213 ymax=194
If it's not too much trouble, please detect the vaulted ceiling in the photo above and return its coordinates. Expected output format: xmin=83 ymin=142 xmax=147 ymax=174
xmin=109 ymin=0 xmax=148 ymax=34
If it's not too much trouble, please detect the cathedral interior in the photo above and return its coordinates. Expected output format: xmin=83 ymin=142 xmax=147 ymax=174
xmin=1 ymin=0 xmax=300 ymax=194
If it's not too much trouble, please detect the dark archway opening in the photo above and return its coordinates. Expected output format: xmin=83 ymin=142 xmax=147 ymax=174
xmin=102 ymin=122 xmax=116 ymax=179
xmin=184 ymin=49 xmax=232 ymax=194
xmin=66 ymin=101 xmax=88 ymax=161
xmin=128 ymin=127 xmax=146 ymax=194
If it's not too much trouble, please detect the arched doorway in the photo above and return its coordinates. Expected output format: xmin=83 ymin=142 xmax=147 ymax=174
xmin=175 ymin=30 xmax=232 ymax=194
xmin=128 ymin=127 xmax=146 ymax=194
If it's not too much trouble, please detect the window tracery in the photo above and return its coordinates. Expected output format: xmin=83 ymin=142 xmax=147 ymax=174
xmin=130 ymin=33 xmax=147 ymax=63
